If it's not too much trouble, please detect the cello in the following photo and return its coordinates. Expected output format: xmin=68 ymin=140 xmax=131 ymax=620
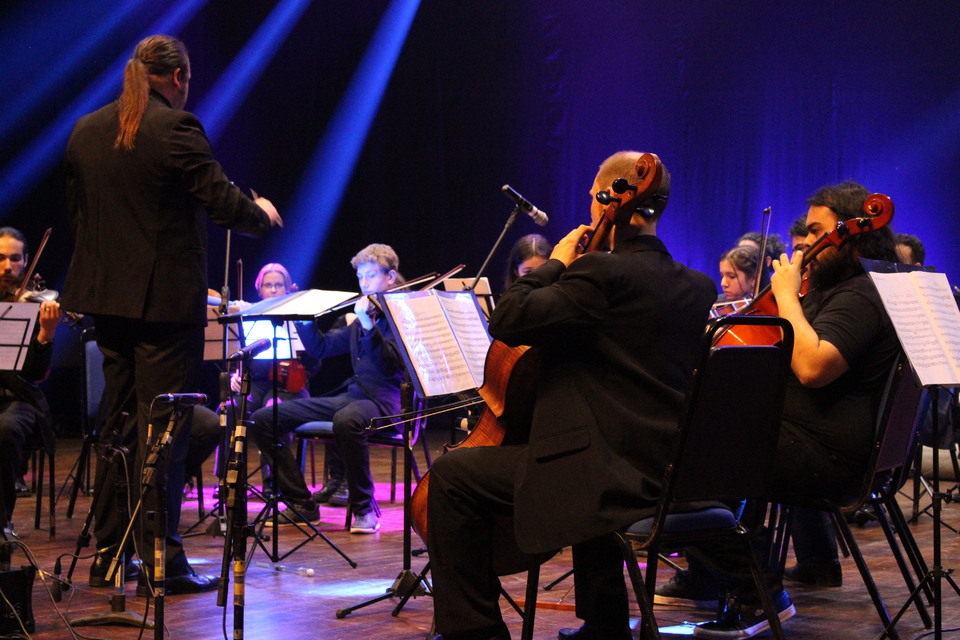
xmin=409 ymin=154 xmax=668 ymax=572
xmin=713 ymin=192 xmax=894 ymax=346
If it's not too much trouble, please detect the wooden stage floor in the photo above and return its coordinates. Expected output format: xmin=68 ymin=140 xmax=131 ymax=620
xmin=9 ymin=433 xmax=960 ymax=639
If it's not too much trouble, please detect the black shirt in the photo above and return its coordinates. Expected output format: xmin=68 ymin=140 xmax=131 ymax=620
xmin=782 ymin=274 xmax=900 ymax=466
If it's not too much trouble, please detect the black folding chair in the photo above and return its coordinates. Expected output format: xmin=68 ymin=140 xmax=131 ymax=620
xmin=523 ymin=315 xmax=794 ymax=640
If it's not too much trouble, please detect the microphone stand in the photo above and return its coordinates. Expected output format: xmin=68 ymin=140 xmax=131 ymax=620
xmin=470 ymin=205 xmax=520 ymax=291
xmin=116 ymin=397 xmax=189 ymax=640
xmin=218 ymin=360 xmax=253 ymax=638
xmin=69 ymin=412 xmax=155 ymax=630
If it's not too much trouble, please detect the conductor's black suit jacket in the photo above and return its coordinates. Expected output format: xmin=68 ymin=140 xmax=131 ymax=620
xmin=488 ymin=234 xmax=716 ymax=555
xmin=62 ymin=91 xmax=269 ymax=323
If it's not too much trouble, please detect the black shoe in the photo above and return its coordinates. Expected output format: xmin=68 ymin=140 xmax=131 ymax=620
xmin=694 ymin=590 xmax=796 ymax=638
xmin=654 ymin=568 xmax=721 ymax=609
xmin=272 ymin=500 xmax=321 ymax=526
xmin=783 ymin=558 xmax=842 ymax=587
xmin=558 ymin=622 xmax=632 ymax=639
xmin=326 ymin=487 xmax=350 ymax=507
xmin=136 ymin=568 xmax=218 ymax=597
xmin=89 ymin=553 xmax=141 ymax=587
xmin=311 ymin=479 xmax=345 ymax=504
xmin=14 ymin=479 xmax=31 ymax=497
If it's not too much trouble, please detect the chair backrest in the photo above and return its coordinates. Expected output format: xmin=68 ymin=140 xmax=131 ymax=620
xmin=873 ymin=356 xmax=923 ymax=473
xmin=659 ymin=315 xmax=794 ymax=516
xmin=849 ymin=354 xmax=923 ymax=503
xmin=80 ymin=328 xmax=105 ymax=437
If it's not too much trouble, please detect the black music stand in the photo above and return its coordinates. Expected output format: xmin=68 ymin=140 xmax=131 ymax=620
xmin=864 ymin=260 xmax=960 ymax=640
xmin=331 ymin=288 xmax=493 ymax=618
xmin=333 ymin=378 xmax=432 ymax=618
xmin=179 ymin=304 xmax=243 ymax=537
xmin=218 ymin=290 xmax=358 ymax=567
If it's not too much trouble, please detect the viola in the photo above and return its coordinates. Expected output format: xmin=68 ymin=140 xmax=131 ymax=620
xmin=268 ymin=359 xmax=308 ymax=394
xmin=409 ymin=154 xmax=669 ymax=573
xmin=714 ymin=192 xmax=894 ymax=346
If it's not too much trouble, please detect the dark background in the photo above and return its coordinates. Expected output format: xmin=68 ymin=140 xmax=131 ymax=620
xmin=3 ymin=1 xmax=959 ymax=432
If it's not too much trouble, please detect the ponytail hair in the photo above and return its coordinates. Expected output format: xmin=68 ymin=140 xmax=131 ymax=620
xmin=114 ymin=34 xmax=189 ymax=150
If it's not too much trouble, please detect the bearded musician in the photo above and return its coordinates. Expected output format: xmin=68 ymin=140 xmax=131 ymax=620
xmin=657 ymin=181 xmax=901 ymax=639
xmin=0 ymin=227 xmax=61 ymax=537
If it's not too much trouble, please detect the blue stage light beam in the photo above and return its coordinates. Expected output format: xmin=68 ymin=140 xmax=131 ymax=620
xmin=0 ymin=0 xmax=150 ymax=147
xmin=272 ymin=0 xmax=422 ymax=280
xmin=0 ymin=0 xmax=209 ymax=220
xmin=195 ymin=0 xmax=312 ymax=143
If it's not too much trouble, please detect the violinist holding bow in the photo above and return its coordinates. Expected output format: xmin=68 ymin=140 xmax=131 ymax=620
xmin=427 ymin=151 xmax=716 ymax=640
xmin=0 ymin=227 xmax=61 ymax=537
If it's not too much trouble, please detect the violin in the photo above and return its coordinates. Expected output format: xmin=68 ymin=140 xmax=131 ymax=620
xmin=268 ymin=359 xmax=308 ymax=394
xmin=714 ymin=193 xmax=894 ymax=346
xmin=709 ymin=296 xmax=754 ymax=318
xmin=1 ymin=228 xmax=80 ymax=326
xmin=409 ymin=154 xmax=668 ymax=573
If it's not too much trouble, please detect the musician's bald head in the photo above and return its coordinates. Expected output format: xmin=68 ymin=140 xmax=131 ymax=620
xmin=593 ymin=151 xmax=671 ymax=228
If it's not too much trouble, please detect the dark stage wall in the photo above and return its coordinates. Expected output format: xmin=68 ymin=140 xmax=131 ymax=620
xmin=2 ymin=1 xmax=959 ymax=410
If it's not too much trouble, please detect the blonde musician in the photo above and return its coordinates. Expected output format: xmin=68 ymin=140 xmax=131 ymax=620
xmin=247 ymin=244 xmax=406 ymax=534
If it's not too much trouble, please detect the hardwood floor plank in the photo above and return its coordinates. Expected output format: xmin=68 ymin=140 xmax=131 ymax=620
xmin=8 ymin=434 xmax=960 ymax=639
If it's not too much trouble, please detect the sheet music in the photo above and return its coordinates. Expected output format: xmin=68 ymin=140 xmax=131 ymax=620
xmin=381 ymin=290 xmax=483 ymax=397
xmin=868 ymin=270 xmax=960 ymax=386
xmin=442 ymin=276 xmax=495 ymax=318
xmin=0 ymin=302 xmax=39 ymax=372
xmin=204 ymin=304 xmax=242 ymax=360
xmin=435 ymin=290 xmax=492 ymax=385
xmin=241 ymin=319 xmax=305 ymax=360
xmin=221 ymin=288 xmax=356 ymax=321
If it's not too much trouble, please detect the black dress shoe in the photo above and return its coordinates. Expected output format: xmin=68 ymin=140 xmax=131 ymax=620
xmin=136 ymin=568 xmax=218 ymax=597
xmin=89 ymin=553 xmax=140 ymax=587
xmin=783 ymin=558 xmax=842 ymax=587
xmin=558 ymin=622 xmax=632 ymax=640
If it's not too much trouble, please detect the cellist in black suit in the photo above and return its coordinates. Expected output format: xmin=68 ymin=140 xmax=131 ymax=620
xmin=427 ymin=151 xmax=716 ymax=640
xmin=62 ymin=34 xmax=281 ymax=594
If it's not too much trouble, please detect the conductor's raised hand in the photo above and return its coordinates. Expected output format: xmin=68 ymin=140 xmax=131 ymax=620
xmin=255 ymin=196 xmax=283 ymax=228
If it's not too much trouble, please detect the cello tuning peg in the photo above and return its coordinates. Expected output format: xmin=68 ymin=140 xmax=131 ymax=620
xmin=595 ymin=191 xmax=621 ymax=205
xmin=611 ymin=178 xmax=638 ymax=194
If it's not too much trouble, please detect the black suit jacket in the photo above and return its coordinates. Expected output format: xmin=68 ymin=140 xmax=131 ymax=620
xmin=62 ymin=92 xmax=269 ymax=324
xmin=488 ymin=234 xmax=716 ymax=554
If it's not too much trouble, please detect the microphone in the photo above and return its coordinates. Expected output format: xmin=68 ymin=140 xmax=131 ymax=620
xmin=227 ymin=338 xmax=271 ymax=361
xmin=155 ymin=393 xmax=208 ymax=406
xmin=501 ymin=185 xmax=548 ymax=226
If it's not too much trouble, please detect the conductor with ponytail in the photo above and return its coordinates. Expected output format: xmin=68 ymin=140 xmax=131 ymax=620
xmin=63 ymin=34 xmax=282 ymax=594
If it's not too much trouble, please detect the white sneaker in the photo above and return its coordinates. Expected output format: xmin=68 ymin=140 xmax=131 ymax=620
xmin=350 ymin=512 xmax=380 ymax=534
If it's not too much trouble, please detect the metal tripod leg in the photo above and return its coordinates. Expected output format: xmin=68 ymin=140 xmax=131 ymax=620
xmin=244 ymin=493 xmax=356 ymax=568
